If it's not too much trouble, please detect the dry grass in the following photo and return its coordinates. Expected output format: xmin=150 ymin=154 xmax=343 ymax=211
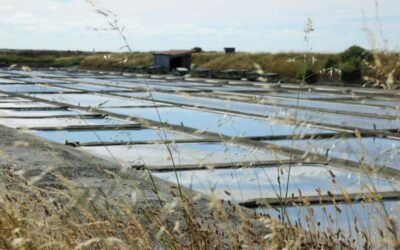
xmin=0 ymin=172 xmax=154 ymax=249
xmin=1 ymin=50 xmax=398 ymax=85
xmin=0 ymin=51 xmax=89 ymax=68
xmin=2 ymin=168 xmax=399 ymax=249
xmin=78 ymin=51 xmax=337 ymax=80
xmin=0 ymin=169 xmax=271 ymax=249
xmin=81 ymin=53 xmax=153 ymax=69
xmin=363 ymin=51 xmax=400 ymax=88
xmin=193 ymin=52 xmax=335 ymax=79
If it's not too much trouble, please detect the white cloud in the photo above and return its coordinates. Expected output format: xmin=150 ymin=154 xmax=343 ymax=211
xmin=0 ymin=0 xmax=399 ymax=52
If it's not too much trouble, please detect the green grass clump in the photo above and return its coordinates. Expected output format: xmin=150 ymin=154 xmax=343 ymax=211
xmin=297 ymin=64 xmax=318 ymax=84
xmin=323 ymin=56 xmax=339 ymax=69
xmin=340 ymin=59 xmax=363 ymax=83
xmin=340 ymin=45 xmax=373 ymax=62
xmin=338 ymin=45 xmax=372 ymax=84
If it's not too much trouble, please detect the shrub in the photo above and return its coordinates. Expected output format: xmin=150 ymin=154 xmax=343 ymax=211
xmin=340 ymin=45 xmax=373 ymax=62
xmin=297 ymin=65 xmax=318 ymax=84
xmin=339 ymin=45 xmax=373 ymax=84
xmin=340 ymin=59 xmax=362 ymax=83
xmin=323 ymin=57 xmax=338 ymax=69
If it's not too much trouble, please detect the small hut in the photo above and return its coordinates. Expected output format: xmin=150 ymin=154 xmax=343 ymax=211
xmin=224 ymin=47 xmax=236 ymax=54
xmin=153 ymin=50 xmax=193 ymax=72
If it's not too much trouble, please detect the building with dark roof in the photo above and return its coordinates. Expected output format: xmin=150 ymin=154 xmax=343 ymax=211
xmin=153 ymin=50 xmax=193 ymax=71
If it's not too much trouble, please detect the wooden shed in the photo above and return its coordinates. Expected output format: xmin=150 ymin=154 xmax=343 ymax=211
xmin=224 ymin=47 xmax=236 ymax=54
xmin=153 ymin=50 xmax=193 ymax=72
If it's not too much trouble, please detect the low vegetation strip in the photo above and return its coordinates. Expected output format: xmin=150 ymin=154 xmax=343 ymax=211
xmin=1 ymin=46 xmax=399 ymax=86
xmin=0 ymin=50 xmax=89 ymax=68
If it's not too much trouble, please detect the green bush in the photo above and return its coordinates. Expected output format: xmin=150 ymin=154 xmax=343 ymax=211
xmin=297 ymin=65 xmax=318 ymax=84
xmin=340 ymin=59 xmax=362 ymax=83
xmin=339 ymin=45 xmax=373 ymax=84
xmin=323 ymin=57 xmax=338 ymax=69
xmin=340 ymin=45 xmax=373 ymax=62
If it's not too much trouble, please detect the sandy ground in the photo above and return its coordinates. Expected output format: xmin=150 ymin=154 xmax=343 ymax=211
xmin=0 ymin=124 xmax=267 ymax=247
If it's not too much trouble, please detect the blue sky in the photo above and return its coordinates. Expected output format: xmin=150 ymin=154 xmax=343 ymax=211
xmin=0 ymin=0 xmax=399 ymax=52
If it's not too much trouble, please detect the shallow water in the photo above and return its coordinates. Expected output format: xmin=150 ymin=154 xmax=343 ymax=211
xmin=52 ymin=83 xmax=130 ymax=92
xmin=154 ymin=165 xmax=400 ymax=201
xmin=258 ymin=200 xmax=400 ymax=246
xmin=103 ymin=106 xmax=336 ymax=137
xmin=114 ymin=91 xmax=400 ymax=130
xmin=0 ymin=117 xmax=129 ymax=128
xmin=83 ymin=142 xmax=289 ymax=168
xmin=0 ymin=102 xmax=55 ymax=108
xmin=35 ymin=128 xmax=197 ymax=143
xmin=268 ymin=137 xmax=400 ymax=169
xmin=261 ymin=96 xmax=400 ymax=117
xmin=33 ymin=93 xmax=163 ymax=108
xmin=0 ymin=109 xmax=86 ymax=117
xmin=0 ymin=84 xmax=79 ymax=93
xmin=2 ymin=69 xmax=400 ymax=232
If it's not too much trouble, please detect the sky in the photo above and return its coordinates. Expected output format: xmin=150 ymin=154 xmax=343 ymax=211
xmin=0 ymin=0 xmax=399 ymax=53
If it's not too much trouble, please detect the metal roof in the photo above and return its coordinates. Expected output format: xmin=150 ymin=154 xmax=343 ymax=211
xmin=153 ymin=50 xmax=193 ymax=56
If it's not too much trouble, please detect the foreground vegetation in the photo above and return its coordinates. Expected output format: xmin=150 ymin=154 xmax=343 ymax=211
xmin=1 ymin=153 xmax=400 ymax=249
xmin=0 ymin=126 xmax=363 ymax=249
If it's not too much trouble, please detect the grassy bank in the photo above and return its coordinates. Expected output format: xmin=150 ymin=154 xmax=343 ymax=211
xmin=80 ymin=52 xmax=338 ymax=81
xmin=0 ymin=50 xmax=335 ymax=80
xmin=0 ymin=50 xmax=90 ymax=68
xmin=1 ymin=49 xmax=399 ymax=85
